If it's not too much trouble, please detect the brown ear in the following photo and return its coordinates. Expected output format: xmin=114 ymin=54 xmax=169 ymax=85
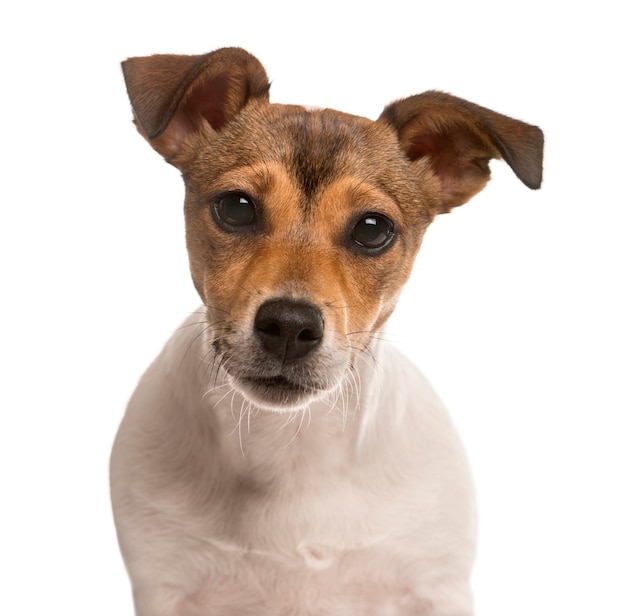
xmin=121 ymin=47 xmax=270 ymax=161
xmin=378 ymin=91 xmax=543 ymax=213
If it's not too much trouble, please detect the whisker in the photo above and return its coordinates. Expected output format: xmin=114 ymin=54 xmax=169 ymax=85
xmin=284 ymin=408 xmax=309 ymax=447
xmin=280 ymin=410 xmax=299 ymax=429
xmin=213 ymin=384 xmax=237 ymax=408
xmin=247 ymin=400 xmax=253 ymax=434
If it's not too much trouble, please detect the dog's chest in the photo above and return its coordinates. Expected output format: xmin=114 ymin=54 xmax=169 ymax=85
xmin=199 ymin=449 xmax=405 ymax=555
xmin=172 ymin=456 xmax=422 ymax=613
xmin=178 ymin=513 xmax=418 ymax=615
xmin=181 ymin=548 xmax=418 ymax=615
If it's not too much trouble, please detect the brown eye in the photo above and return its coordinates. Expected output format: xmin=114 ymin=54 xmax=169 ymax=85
xmin=213 ymin=192 xmax=256 ymax=229
xmin=351 ymin=214 xmax=395 ymax=252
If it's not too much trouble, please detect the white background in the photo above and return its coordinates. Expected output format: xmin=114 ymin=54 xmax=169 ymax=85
xmin=1 ymin=2 xmax=624 ymax=614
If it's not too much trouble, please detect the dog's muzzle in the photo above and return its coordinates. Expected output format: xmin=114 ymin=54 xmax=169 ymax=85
xmin=217 ymin=297 xmax=348 ymax=412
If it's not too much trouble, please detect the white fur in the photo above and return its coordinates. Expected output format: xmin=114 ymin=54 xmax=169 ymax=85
xmin=111 ymin=313 xmax=476 ymax=615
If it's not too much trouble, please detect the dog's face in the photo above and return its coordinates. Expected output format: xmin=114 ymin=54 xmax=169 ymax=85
xmin=182 ymin=104 xmax=433 ymax=410
xmin=122 ymin=48 xmax=543 ymax=411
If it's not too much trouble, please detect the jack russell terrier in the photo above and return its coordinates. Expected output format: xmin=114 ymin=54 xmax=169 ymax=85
xmin=111 ymin=47 xmax=543 ymax=615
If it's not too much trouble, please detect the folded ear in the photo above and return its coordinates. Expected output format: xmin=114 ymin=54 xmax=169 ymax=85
xmin=121 ymin=47 xmax=270 ymax=161
xmin=378 ymin=91 xmax=543 ymax=214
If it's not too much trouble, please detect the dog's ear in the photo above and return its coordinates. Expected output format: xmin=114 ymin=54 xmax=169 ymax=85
xmin=378 ymin=91 xmax=543 ymax=214
xmin=121 ymin=47 xmax=270 ymax=161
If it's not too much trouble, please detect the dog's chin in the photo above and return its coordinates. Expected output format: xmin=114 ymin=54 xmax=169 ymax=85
xmin=228 ymin=374 xmax=335 ymax=413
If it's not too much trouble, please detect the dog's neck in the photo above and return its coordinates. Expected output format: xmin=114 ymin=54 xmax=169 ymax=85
xmin=172 ymin=318 xmax=388 ymax=479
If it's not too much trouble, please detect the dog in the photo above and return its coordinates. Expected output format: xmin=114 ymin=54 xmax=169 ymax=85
xmin=111 ymin=47 xmax=543 ymax=615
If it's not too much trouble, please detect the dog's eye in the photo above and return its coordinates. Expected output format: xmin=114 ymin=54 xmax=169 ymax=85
xmin=351 ymin=214 xmax=395 ymax=252
xmin=213 ymin=192 xmax=256 ymax=229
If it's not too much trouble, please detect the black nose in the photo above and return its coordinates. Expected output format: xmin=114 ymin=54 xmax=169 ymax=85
xmin=254 ymin=299 xmax=324 ymax=362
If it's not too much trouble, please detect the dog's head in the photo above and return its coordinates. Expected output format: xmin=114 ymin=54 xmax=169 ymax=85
xmin=122 ymin=47 xmax=543 ymax=412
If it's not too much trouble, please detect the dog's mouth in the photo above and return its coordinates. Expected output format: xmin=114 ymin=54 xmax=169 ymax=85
xmin=229 ymin=371 xmax=331 ymax=412
xmin=242 ymin=375 xmax=306 ymax=390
